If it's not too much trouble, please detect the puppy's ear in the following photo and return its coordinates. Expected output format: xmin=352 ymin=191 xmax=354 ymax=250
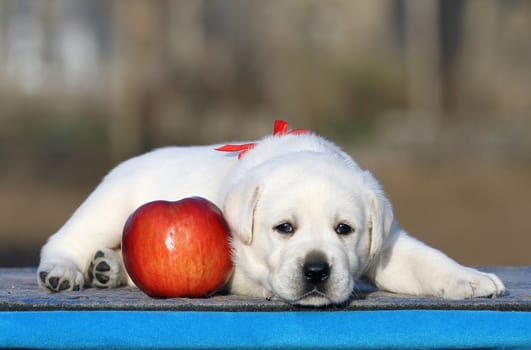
xmin=364 ymin=171 xmax=394 ymax=259
xmin=223 ymin=183 xmax=261 ymax=245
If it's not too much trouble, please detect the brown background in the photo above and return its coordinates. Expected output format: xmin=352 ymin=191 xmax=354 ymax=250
xmin=1 ymin=1 xmax=530 ymax=266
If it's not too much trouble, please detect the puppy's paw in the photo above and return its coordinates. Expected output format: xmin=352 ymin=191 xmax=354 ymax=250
xmin=87 ymin=248 xmax=127 ymax=289
xmin=38 ymin=262 xmax=84 ymax=292
xmin=437 ymin=268 xmax=505 ymax=299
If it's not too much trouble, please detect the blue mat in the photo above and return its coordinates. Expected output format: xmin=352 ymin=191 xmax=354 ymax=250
xmin=1 ymin=310 xmax=531 ymax=349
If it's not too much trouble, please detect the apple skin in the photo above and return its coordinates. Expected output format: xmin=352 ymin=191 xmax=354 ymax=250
xmin=122 ymin=197 xmax=233 ymax=298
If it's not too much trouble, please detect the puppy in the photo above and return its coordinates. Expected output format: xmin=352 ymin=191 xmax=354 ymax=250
xmin=38 ymin=121 xmax=505 ymax=306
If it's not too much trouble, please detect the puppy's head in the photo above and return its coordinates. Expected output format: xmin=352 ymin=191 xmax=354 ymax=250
xmin=223 ymin=152 xmax=393 ymax=306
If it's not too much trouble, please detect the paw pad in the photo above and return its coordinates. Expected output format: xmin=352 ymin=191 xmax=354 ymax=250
xmin=87 ymin=249 xmax=126 ymax=289
xmin=38 ymin=266 xmax=82 ymax=292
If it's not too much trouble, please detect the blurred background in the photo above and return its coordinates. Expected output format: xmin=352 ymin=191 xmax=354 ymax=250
xmin=1 ymin=0 xmax=530 ymax=267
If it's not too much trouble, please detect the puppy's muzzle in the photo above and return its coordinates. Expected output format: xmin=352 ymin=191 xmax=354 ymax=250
xmin=303 ymin=251 xmax=330 ymax=286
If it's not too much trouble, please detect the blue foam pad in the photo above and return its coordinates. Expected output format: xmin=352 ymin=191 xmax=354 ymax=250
xmin=1 ymin=310 xmax=531 ymax=349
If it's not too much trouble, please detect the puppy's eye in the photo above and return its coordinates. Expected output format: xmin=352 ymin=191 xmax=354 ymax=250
xmin=275 ymin=222 xmax=295 ymax=234
xmin=335 ymin=223 xmax=354 ymax=235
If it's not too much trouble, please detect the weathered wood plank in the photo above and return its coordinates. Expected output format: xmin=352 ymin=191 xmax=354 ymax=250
xmin=1 ymin=267 xmax=530 ymax=311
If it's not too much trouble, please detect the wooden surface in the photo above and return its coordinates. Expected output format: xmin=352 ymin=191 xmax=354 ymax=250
xmin=1 ymin=267 xmax=530 ymax=311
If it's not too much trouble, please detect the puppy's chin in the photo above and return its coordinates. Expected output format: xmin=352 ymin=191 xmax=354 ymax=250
xmin=272 ymin=281 xmax=354 ymax=307
xmin=284 ymin=290 xmax=350 ymax=307
xmin=293 ymin=295 xmax=333 ymax=307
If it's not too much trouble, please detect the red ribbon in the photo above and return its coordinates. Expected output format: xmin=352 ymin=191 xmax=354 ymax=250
xmin=215 ymin=120 xmax=311 ymax=159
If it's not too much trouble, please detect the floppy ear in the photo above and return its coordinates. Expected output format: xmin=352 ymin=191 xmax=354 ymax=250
xmin=223 ymin=183 xmax=261 ymax=245
xmin=364 ymin=172 xmax=394 ymax=259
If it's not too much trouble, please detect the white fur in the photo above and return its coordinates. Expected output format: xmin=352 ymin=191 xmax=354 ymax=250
xmin=38 ymin=133 xmax=505 ymax=305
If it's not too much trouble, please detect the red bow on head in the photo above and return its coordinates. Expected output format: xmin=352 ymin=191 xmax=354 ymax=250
xmin=215 ymin=120 xmax=311 ymax=159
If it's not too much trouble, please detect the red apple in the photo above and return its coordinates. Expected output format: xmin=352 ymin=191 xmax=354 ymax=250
xmin=122 ymin=197 xmax=233 ymax=298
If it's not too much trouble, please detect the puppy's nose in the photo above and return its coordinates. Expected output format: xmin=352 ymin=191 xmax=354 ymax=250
xmin=303 ymin=251 xmax=330 ymax=285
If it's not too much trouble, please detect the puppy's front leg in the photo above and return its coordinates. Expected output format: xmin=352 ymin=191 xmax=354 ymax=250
xmin=367 ymin=224 xmax=505 ymax=299
xmin=38 ymin=180 xmax=132 ymax=292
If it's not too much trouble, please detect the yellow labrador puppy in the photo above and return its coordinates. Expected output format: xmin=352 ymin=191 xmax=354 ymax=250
xmin=38 ymin=122 xmax=504 ymax=306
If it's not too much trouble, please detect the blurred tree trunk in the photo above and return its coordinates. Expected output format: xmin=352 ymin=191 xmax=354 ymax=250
xmin=404 ymin=0 xmax=442 ymax=127
xmin=109 ymin=1 xmax=167 ymax=163
xmin=439 ymin=0 xmax=464 ymax=117
xmin=0 ymin=2 xmax=6 ymax=92
xmin=456 ymin=0 xmax=498 ymax=115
